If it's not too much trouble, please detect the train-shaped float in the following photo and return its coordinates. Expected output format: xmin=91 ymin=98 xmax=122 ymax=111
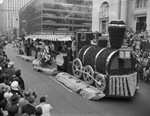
xmin=70 ymin=20 xmax=138 ymax=98
xmin=33 ymin=20 xmax=138 ymax=98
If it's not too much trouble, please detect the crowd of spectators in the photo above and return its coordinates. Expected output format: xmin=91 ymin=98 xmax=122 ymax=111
xmin=125 ymin=28 xmax=150 ymax=83
xmin=0 ymin=41 xmax=53 ymax=116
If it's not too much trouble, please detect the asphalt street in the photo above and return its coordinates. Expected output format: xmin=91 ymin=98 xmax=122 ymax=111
xmin=4 ymin=44 xmax=150 ymax=116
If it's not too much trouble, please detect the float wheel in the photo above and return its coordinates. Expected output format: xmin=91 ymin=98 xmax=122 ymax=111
xmin=72 ymin=58 xmax=83 ymax=78
xmin=83 ymin=65 xmax=94 ymax=85
xmin=95 ymin=74 xmax=106 ymax=91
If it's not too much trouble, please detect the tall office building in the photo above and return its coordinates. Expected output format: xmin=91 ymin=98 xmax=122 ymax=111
xmin=2 ymin=0 xmax=32 ymax=32
xmin=19 ymin=0 xmax=92 ymax=36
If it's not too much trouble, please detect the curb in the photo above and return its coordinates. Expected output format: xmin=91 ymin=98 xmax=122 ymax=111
xmin=16 ymin=54 xmax=34 ymax=62
xmin=33 ymin=65 xmax=59 ymax=76
xmin=55 ymin=72 xmax=105 ymax=100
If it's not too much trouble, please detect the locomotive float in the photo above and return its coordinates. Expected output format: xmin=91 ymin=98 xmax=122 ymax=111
xmin=70 ymin=20 xmax=138 ymax=98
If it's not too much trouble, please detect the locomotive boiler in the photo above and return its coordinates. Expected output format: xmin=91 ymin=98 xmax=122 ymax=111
xmin=71 ymin=20 xmax=137 ymax=98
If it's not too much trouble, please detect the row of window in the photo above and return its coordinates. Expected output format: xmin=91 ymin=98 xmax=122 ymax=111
xmin=135 ymin=0 xmax=148 ymax=8
xmin=43 ymin=0 xmax=92 ymax=6
xmin=42 ymin=18 xmax=91 ymax=25
xmin=42 ymin=25 xmax=89 ymax=32
xmin=42 ymin=12 xmax=92 ymax=19
xmin=42 ymin=3 xmax=92 ymax=12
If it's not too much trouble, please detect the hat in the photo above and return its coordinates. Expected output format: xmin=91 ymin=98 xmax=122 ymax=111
xmin=9 ymin=94 xmax=20 ymax=104
xmin=4 ymin=92 xmax=13 ymax=99
xmin=0 ymin=67 xmax=2 ymax=70
xmin=8 ymin=62 xmax=14 ymax=68
xmin=23 ymin=90 xmax=31 ymax=99
xmin=11 ymin=81 xmax=19 ymax=90
xmin=91 ymin=39 xmax=98 ymax=45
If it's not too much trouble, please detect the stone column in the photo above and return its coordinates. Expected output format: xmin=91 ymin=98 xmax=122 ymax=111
xmin=120 ymin=0 xmax=128 ymax=23
xmin=146 ymin=0 xmax=150 ymax=41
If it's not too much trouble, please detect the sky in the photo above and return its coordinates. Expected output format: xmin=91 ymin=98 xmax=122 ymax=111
xmin=0 ymin=0 xmax=3 ymax=4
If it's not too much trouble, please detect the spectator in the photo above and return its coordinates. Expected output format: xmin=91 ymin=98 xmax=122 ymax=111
xmin=5 ymin=62 xmax=16 ymax=85
xmin=18 ymin=89 xmax=31 ymax=111
xmin=7 ymin=93 xmax=20 ymax=116
xmin=146 ymin=67 xmax=150 ymax=83
xmin=12 ymin=69 xmax=25 ymax=91
xmin=22 ymin=95 xmax=36 ymax=115
xmin=10 ymin=81 xmax=23 ymax=97
xmin=0 ymin=75 xmax=10 ymax=116
xmin=2 ymin=91 xmax=13 ymax=115
xmin=36 ymin=106 xmax=42 ymax=116
xmin=36 ymin=96 xmax=52 ymax=116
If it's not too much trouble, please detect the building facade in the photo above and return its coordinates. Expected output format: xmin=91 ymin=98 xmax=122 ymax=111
xmin=2 ymin=0 xmax=32 ymax=34
xmin=92 ymin=0 xmax=150 ymax=35
xmin=19 ymin=0 xmax=92 ymax=36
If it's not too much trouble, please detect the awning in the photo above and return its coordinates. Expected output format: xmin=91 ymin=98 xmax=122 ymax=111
xmin=25 ymin=35 xmax=71 ymax=41
xmin=57 ymin=35 xmax=72 ymax=41
xmin=25 ymin=35 xmax=36 ymax=40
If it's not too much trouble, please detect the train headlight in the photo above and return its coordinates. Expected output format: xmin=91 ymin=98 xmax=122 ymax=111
xmin=119 ymin=46 xmax=131 ymax=59
xmin=56 ymin=54 xmax=64 ymax=66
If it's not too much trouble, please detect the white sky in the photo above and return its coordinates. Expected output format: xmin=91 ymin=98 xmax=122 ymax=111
xmin=0 ymin=0 xmax=3 ymax=4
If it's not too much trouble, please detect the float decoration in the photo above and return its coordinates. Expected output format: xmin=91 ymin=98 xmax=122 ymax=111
xmin=108 ymin=20 xmax=126 ymax=49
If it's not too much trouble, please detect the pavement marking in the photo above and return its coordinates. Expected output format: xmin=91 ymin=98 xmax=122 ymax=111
xmin=50 ymin=76 xmax=73 ymax=93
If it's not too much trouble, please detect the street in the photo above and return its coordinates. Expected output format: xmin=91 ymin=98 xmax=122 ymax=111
xmin=5 ymin=44 xmax=150 ymax=116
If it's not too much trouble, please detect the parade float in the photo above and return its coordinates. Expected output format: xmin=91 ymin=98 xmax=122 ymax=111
xmin=28 ymin=20 xmax=138 ymax=99
xmin=71 ymin=20 xmax=138 ymax=98
xmin=31 ymin=35 xmax=71 ymax=74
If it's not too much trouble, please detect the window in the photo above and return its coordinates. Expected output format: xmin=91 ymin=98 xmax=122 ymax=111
xmin=136 ymin=0 xmax=148 ymax=8
xmin=100 ymin=2 xmax=109 ymax=18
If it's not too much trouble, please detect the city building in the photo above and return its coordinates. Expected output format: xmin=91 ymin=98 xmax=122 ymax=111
xmin=19 ymin=0 xmax=92 ymax=36
xmin=2 ymin=0 xmax=32 ymax=38
xmin=92 ymin=0 xmax=150 ymax=35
